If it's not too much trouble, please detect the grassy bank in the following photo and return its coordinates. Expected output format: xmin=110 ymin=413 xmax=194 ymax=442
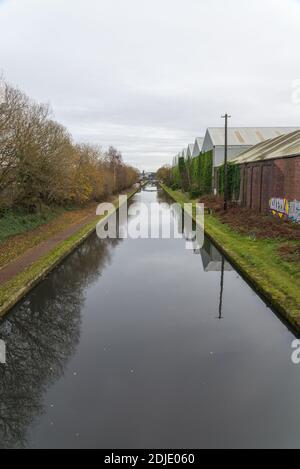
xmin=0 ymin=204 xmax=98 ymax=269
xmin=0 ymin=188 xmax=139 ymax=317
xmin=161 ymin=184 xmax=300 ymax=332
xmin=0 ymin=206 xmax=67 ymax=244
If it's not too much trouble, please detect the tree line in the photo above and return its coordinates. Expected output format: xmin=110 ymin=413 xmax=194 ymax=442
xmin=0 ymin=80 xmax=139 ymax=212
xmin=156 ymin=165 xmax=172 ymax=185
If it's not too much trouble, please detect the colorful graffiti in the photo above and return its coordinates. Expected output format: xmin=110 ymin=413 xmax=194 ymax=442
xmin=269 ymin=198 xmax=300 ymax=223
xmin=269 ymin=198 xmax=289 ymax=219
xmin=289 ymin=200 xmax=300 ymax=223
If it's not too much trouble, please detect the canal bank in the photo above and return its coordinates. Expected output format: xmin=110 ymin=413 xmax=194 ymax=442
xmin=0 ymin=186 xmax=141 ymax=318
xmin=161 ymin=184 xmax=300 ymax=333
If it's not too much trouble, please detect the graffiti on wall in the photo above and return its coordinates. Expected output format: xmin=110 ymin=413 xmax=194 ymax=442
xmin=269 ymin=198 xmax=300 ymax=223
xmin=289 ymin=200 xmax=300 ymax=223
xmin=269 ymin=198 xmax=289 ymax=219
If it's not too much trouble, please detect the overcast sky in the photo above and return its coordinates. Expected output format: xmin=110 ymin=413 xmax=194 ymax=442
xmin=0 ymin=0 xmax=300 ymax=171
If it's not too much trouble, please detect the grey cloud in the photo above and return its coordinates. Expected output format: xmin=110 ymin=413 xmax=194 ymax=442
xmin=0 ymin=0 xmax=300 ymax=171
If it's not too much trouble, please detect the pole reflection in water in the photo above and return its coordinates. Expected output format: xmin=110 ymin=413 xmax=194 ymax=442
xmin=171 ymin=200 xmax=229 ymax=321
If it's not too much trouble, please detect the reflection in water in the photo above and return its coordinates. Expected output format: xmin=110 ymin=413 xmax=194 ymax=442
xmin=142 ymin=183 xmax=157 ymax=192
xmin=200 ymin=238 xmax=232 ymax=272
xmin=167 ymin=189 xmax=232 ymax=274
xmin=0 ymin=235 xmax=121 ymax=448
xmin=169 ymin=197 xmax=204 ymax=250
xmin=158 ymin=186 xmax=229 ymax=321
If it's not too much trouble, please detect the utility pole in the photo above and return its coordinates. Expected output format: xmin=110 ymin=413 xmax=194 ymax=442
xmin=221 ymin=113 xmax=231 ymax=211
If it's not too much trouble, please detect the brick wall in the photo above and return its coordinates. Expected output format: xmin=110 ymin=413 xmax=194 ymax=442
xmin=261 ymin=164 xmax=273 ymax=212
xmin=240 ymin=155 xmax=300 ymax=212
xmin=275 ymin=157 xmax=300 ymax=201
xmin=251 ymin=166 xmax=262 ymax=211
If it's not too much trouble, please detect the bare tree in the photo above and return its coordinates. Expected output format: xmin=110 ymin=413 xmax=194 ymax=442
xmin=0 ymin=80 xmax=139 ymax=211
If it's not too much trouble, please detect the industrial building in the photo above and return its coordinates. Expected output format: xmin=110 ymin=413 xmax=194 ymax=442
xmin=187 ymin=144 xmax=195 ymax=159
xmin=192 ymin=137 xmax=204 ymax=158
xmin=172 ymin=138 xmax=204 ymax=166
xmin=202 ymin=127 xmax=299 ymax=191
xmin=230 ymin=130 xmax=300 ymax=219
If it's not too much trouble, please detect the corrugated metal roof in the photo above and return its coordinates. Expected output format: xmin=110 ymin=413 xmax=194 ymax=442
xmin=231 ymin=130 xmax=300 ymax=164
xmin=207 ymin=127 xmax=299 ymax=146
xmin=172 ymin=152 xmax=181 ymax=166
xmin=173 ymin=138 xmax=204 ymax=163
xmin=196 ymin=137 xmax=204 ymax=148
xmin=187 ymin=144 xmax=194 ymax=159
xmin=192 ymin=137 xmax=204 ymax=157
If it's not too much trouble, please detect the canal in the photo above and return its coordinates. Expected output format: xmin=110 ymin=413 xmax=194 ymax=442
xmin=0 ymin=185 xmax=300 ymax=449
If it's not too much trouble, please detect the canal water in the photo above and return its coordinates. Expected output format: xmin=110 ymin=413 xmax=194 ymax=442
xmin=0 ymin=185 xmax=300 ymax=449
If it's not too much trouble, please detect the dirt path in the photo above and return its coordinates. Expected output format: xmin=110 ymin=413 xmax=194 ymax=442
xmin=0 ymin=212 xmax=97 ymax=284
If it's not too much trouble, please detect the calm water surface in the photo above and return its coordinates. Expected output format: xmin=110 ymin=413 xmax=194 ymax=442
xmin=0 ymin=186 xmax=300 ymax=449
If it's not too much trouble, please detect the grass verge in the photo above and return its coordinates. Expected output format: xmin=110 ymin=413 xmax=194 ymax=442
xmin=0 ymin=188 xmax=139 ymax=317
xmin=0 ymin=205 xmax=99 ymax=269
xmin=161 ymin=184 xmax=300 ymax=332
xmin=0 ymin=207 xmax=66 ymax=243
